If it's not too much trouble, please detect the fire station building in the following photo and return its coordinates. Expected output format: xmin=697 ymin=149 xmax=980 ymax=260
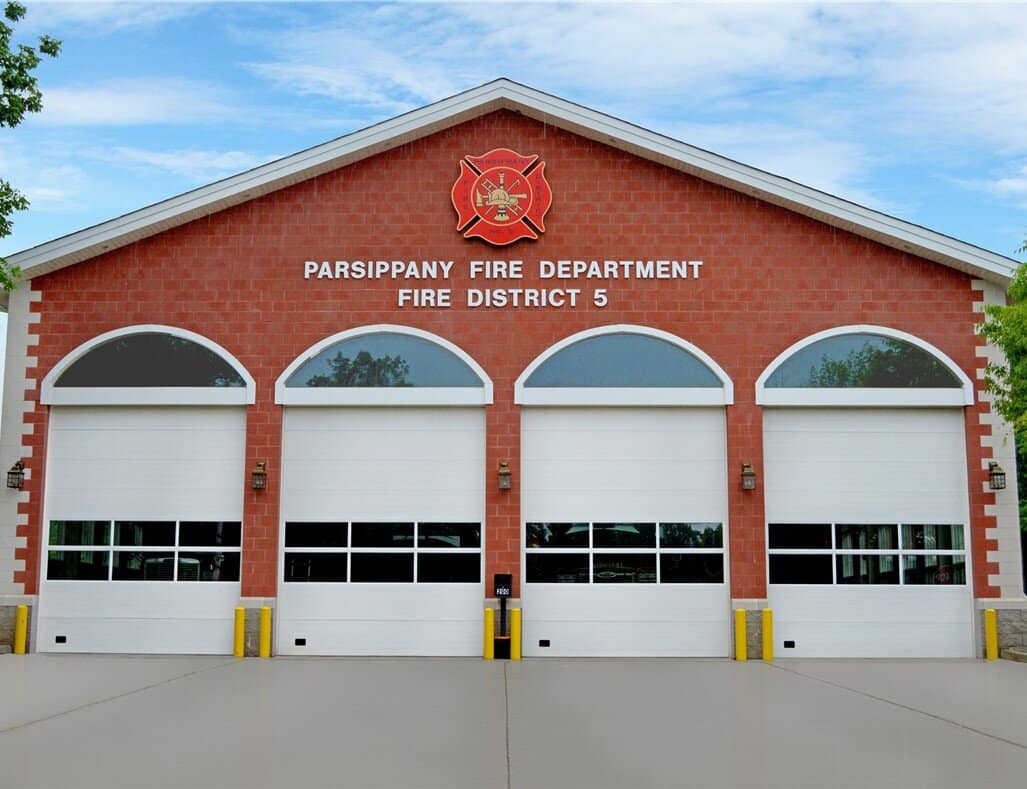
xmin=1 ymin=79 xmax=1024 ymax=658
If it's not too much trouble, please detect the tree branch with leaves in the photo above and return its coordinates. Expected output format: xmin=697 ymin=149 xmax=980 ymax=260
xmin=0 ymin=1 xmax=60 ymax=290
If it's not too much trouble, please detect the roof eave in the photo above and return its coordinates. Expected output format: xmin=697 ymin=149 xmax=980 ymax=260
xmin=5 ymin=78 xmax=1018 ymax=289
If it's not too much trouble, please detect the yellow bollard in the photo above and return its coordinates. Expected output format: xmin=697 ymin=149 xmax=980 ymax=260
xmin=258 ymin=606 xmax=271 ymax=658
xmin=483 ymin=608 xmax=495 ymax=660
xmin=510 ymin=608 xmax=522 ymax=661
xmin=734 ymin=609 xmax=747 ymax=661
xmin=233 ymin=607 xmax=245 ymax=658
xmin=14 ymin=604 xmax=28 ymax=655
xmin=984 ymin=608 xmax=999 ymax=661
xmin=762 ymin=608 xmax=774 ymax=661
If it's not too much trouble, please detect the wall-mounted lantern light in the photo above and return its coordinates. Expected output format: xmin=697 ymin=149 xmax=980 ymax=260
xmin=740 ymin=463 xmax=757 ymax=491
xmin=6 ymin=461 xmax=24 ymax=490
xmin=251 ymin=461 xmax=268 ymax=490
xmin=988 ymin=461 xmax=1007 ymax=491
xmin=497 ymin=461 xmax=512 ymax=491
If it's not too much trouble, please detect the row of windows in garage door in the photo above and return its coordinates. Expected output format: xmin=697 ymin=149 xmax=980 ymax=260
xmin=45 ymin=519 xmax=967 ymax=587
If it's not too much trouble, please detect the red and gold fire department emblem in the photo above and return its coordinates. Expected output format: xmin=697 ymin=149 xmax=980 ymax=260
xmin=451 ymin=148 xmax=552 ymax=246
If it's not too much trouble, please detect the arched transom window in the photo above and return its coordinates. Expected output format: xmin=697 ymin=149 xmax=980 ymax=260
xmin=276 ymin=326 xmax=492 ymax=406
xmin=516 ymin=326 xmax=733 ymax=406
xmin=757 ymin=326 xmax=973 ymax=407
xmin=42 ymin=326 xmax=254 ymax=406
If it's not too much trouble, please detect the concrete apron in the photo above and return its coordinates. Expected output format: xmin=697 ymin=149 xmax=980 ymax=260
xmin=0 ymin=655 xmax=1025 ymax=789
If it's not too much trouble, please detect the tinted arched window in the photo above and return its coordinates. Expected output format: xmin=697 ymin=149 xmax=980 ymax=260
xmin=524 ymin=333 xmax=722 ymax=388
xmin=764 ymin=333 xmax=961 ymax=388
xmin=56 ymin=333 xmax=245 ymax=388
xmin=285 ymin=332 xmax=483 ymax=388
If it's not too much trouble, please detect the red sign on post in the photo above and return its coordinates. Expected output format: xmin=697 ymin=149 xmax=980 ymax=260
xmin=451 ymin=148 xmax=552 ymax=246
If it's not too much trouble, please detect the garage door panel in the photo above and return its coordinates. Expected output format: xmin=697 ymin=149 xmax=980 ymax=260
xmin=37 ymin=617 xmax=235 ymax=655
xmin=764 ymin=408 xmax=973 ymax=657
xmin=277 ymin=621 xmax=480 ymax=657
xmin=279 ymin=407 xmax=485 ymax=655
xmin=47 ymin=407 xmax=246 ymax=522
xmin=522 ymin=407 xmax=730 ymax=657
xmin=40 ymin=407 xmax=246 ymax=654
xmin=522 ymin=621 xmax=730 ymax=658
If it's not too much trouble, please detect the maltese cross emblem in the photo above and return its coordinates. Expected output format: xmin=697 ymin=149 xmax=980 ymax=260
xmin=451 ymin=148 xmax=552 ymax=246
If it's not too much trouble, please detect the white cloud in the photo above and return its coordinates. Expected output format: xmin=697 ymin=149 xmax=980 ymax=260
xmin=35 ymin=78 xmax=238 ymax=126
xmin=99 ymin=146 xmax=278 ymax=182
xmin=0 ymin=145 xmax=87 ymax=210
xmin=24 ymin=2 xmax=204 ymax=33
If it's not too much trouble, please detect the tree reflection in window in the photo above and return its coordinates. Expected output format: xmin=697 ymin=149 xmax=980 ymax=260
xmin=766 ymin=334 xmax=960 ymax=388
xmin=306 ymin=351 xmax=411 ymax=387
xmin=56 ymin=333 xmax=245 ymax=387
xmin=286 ymin=332 xmax=483 ymax=388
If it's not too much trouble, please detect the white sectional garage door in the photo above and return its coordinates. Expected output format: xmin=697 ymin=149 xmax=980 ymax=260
xmin=522 ymin=407 xmax=730 ymax=657
xmin=38 ymin=406 xmax=246 ymax=654
xmin=277 ymin=407 xmax=485 ymax=656
xmin=764 ymin=408 xmax=974 ymax=657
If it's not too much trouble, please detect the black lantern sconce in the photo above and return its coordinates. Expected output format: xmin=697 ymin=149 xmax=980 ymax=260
xmin=251 ymin=461 xmax=268 ymax=490
xmin=988 ymin=461 xmax=1007 ymax=491
xmin=740 ymin=463 xmax=757 ymax=491
xmin=497 ymin=461 xmax=512 ymax=491
xmin=6 ymin=461 xmax=24 ymax=490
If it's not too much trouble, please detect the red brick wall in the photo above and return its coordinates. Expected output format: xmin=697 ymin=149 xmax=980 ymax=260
xmin=19 ymin=109 xmax=991 ymax=600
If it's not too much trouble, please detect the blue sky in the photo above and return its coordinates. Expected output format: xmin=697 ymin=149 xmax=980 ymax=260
xmin=2 ymin=0 xmax=1027 ymax=261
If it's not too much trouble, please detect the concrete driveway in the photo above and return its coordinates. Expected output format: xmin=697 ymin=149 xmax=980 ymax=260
xmin=1 ymin=655 xmax=1025 ymax=788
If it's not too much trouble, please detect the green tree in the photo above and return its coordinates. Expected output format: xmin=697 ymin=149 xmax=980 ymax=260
xmin=978 ymin=237 xmax=1027 ymax=590
xmin=0 ymin=1 xmax=60 ymax=291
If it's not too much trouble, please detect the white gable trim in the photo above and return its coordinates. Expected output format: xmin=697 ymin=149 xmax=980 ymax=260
xmin=6 ymin=79 xmax=1018 ymax=290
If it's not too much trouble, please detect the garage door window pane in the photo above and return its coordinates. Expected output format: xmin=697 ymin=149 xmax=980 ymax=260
xmin=178 ymin=552 xmax=240 ymax=582
xmin=179 ymin=522 xmax=241 ymax=547
xmin=661 ymin=554 xmax=725 ymax=583
xmin=351 ymin=553 xmax=413 ymax=582
xmin=594 ymin=523 xmax=656 ymax=548
xmin=526 ymin=523 xmax=588 ymax=548
xmin=285 ymin=522 xmax=348 ymax=548
xmin=764 ymin=334 xmax=961 ymax=388
xmin=49 ymin=521 xmax=110 ymax=546
xmin=769 ymin=554 xmax=833 ymax=584
xmin=902 ymin=555 xmax=966 ymax=585
xmin=55 ymin=332 xmax=245 ymax=387
xmin=287 ymin=332 xmax=483 ymax=388
xmin=836 ymin=554 xmax=900 ymax=584
xmin=594 ymin=554 xmax=657 ymax=583
xmin=768 ymin=523 xmax=831 ymax=550
xmin=524 ymin=333 xmax=722 ymax=387
xmin=836 ymin=524 xmax=897 ymax=550
xmin=47 ymin=550 xmax=109 ymax=580
xmin=115 ymin=521 xmax=176 ymax=547
xmin=902 ymin=524 xmax=964 ymax=551
xmin=660 ymin=523 xmax=723 ymax=548
xmin=527 ymin=554 xmax=588 ymax=583
xmin=418 ymin=553 xmax=480 ymax=583
xmin=352 ymin=523 xmax=414 ymax=548
xmin=419 ymin=523 xmax=481 ymax=548
xmin=113 ymin=552 xmax=176 ymax=580
xmin=284 ymin=553 xmax=347 ymax=582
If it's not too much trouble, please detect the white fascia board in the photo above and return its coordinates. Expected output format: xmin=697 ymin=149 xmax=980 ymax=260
xmin=494 ymin=83 xmax=1017 ymax=286
xmin=757 ymin=388 xmax=969 ymax=407
xmin=42 ymin=387 xmax=250 ymax=406
xmin=518 ymin=387 xmax=729 ymax=406
xmin=7 ymin=78 xmax=1018 ymax=287
xmin=278 ymin=388 xmax=490 ymax=406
